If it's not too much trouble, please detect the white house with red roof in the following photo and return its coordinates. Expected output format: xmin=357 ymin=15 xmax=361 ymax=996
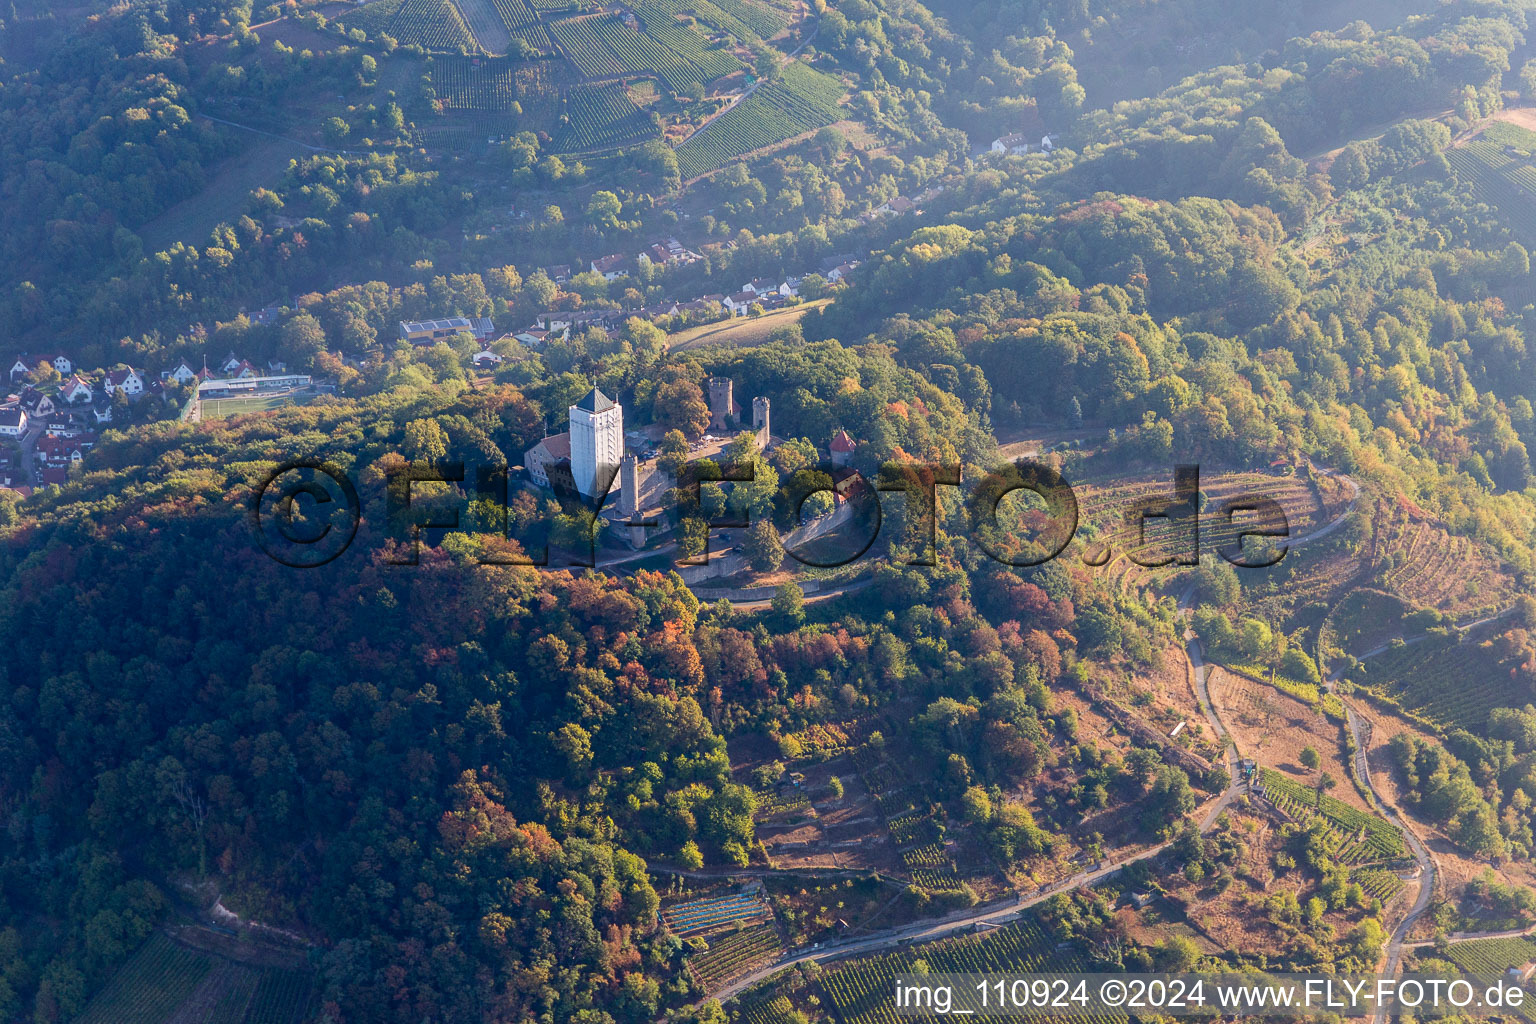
xmin=60 ymin=375 xmax=94 ymax=405
xmin=104 ymin=367 xmax=145 ymax=397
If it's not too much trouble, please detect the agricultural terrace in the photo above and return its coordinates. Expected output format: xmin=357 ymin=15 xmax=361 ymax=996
xmin=1257 ymin=768 xmax=1406 ymax=865
xmin=1447 ymin=120 xmax=1536 ymax=246
xmin=687 ymin=924 xmax=784 ymax=991
xmin=1350 ymin=620 xmax=1535 ymax=733
xmin=74 ymin=933 xmax=312 ymax=1024
xmin=553 ymin=82 xmax=656 ymax=151
xmin=1209 ymin=667 xmax=1345 ymax=785
xmin=428 ymin=57 xmax=617 ymax=149
xmin=1320 ymin=589 xmax=1419 ymax=662
xmin=1356 ymin=495 xmax=1515 ymax=616
xmin=550 ymin=13 xmax=740 ymax=92
xmin=1443 ymin=935 xmax=1536 ymax=975
xmin=1068 ymin=468 xmax=1331 ymax=575
xmin=852 ymin=745 xmax=967 ymax=893
xmin=338 ymin=0 xmax=476 ymax=52
xmin=821 ymin=916 xmax=1129 ymax=1024
xmin=676 ymin=62 xmax=846 ymax=178
xmin=663 ymin=889 xmax=771 ymax=936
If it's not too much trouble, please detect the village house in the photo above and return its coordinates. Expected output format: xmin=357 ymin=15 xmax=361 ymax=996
xmin=37 ymin=430 xmax=95 ymax=468
xmin=473 ymin=349 xmax=504 ymax=370
xmin=8 ymin=353 xmax=73 ymax=383
xmin=104 ymin=367 xmax=145 ymax=397
xmin=18 ymin=388 xmax=54 ymax=417
xmin=162 ymin=360 xmax=199 ymax=385
xmin=724 ymin=291 xmax=758 ymax=317
xmin=873 ymin=196 xmax=917 ymax=216
xmin=991 ymin=132 xmax=1031 ymax=155
xmin=590 ymin=254 xmax=635 ymax=281
xmin=544 ymin=264 xmax=572 ymax=283
xmin=60 ymin=375 xmax=94 ymax=405
xmin=0 ymin=406 xmax=27 ymax=438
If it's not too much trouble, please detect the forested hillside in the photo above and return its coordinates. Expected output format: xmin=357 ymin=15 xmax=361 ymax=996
xmin=7 ymin=0 xmax=1536 ymax=1020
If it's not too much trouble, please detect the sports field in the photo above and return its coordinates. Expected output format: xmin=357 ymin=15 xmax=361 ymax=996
xmin=200 ymin=390 xmax=316 ymax=419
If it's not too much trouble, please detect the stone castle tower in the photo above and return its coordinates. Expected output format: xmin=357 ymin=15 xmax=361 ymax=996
xmin=752 ymin=396 xmax=770 ymax=450
xmin=707 ymin=377 xmax=736 ymax=432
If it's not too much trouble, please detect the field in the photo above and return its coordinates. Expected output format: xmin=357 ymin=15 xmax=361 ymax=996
xmin=1257 ymin=768 xmax=1406 ymax=865
xmin=633 ymin=0 xmax=792 ymax=42
xmin=139 ymin=135 xmax=303 ymax=253
xmin=339 ymin=0 xmax=475 ymax=51
xmin=686 ymin=923 xmax=784 ymax=990
xmin=200 ymin=390 xmax=317 ymax=419
xmin=552 ymin=82 xmax=656 ymax=151
xmin=1448 ymin=120 xmax=1536 ymax=244
xmin=821 ymin=916 xmax=1128 ymax=1024
xmin=550 ymin=13 xmax=740 ymax=92
xmin=668 ymin=299 xmax=829 ymax=350
xmin=1351 ymin=620 xmax=1530 ymax=733
xmin=450 ymin=0 xmax=511 ymax=54
xmin=1444 ymin=935 xmax=1536 ymax=975
xmin=676 ymin=62 xmax=846 ymax=178
xmin=1208 ymin=666 xmax=1350 ymax=792
xmin=663 ymin=889 xmax=771 ymax=935
xmin=426 ymin=57 xmax=630 ymax=149
xmin=75 ymin=934 xmax=312 ymax=1024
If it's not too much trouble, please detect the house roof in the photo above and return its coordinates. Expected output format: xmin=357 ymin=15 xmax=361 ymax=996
xmin=591 ymin=254 xmax=630 ymax=273
xmin=0 ymin=408 xmax=24 ymax=427
xmin=107 ymin=368 xmax=139 ymax=385
xmin=63 ymin=374 xmax=91 ymax=391
xmin=830 ymin=429 xmax=856 ymax=452
xmin=532 ymin=431 xmax=572 ymax=460
xmin=574 ymin=387 xmax=615 ymax=414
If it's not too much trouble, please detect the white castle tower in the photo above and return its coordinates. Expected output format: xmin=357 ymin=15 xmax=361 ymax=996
xmin=570 ymin=385 xmax=623 ymax=499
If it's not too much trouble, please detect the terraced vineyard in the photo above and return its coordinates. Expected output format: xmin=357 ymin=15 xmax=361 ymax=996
xmin=1361 ymin=497 xmax=1513 ymax=614
xmin=857 ymin=753 xmax=965 ymax=892
xmin=1447 ymin=121 xmax=1536 ymax=244
xmin=676 ymin=62 xmax=846 ymax=177
xmin=1352 ymin=624 xmax=1528 ymax=732
xmin=633 ymin=0 xmax=791 ymax=41
xmin=339 ymin=0 xmax=476 ymax=51
xmin=823 ymin=916 xmax=1129 ymax=1024
xmin=76 ymin=935 xmax=213 ymax=1024
xmin=430 ymin=57 xmax=519 ymax=109
xmin=552 ymin=82 xmax=656 ymax=151
xmin=1258 ymin=768 xmax=1405 ymax=864
xmin=489 ymin=0 xmax=539 ymax=29
xmin=1352 ymin=867 xmax=1406 ymax=903
xmin=551 ymin=13 xmax=739 ymax=91
xmin=687 ymin=924 xmax=784 ymax=990
xmin=1445 ymin=935 xmax=1536 ymax=975
xmin=737 ymin=994 xmax=800 ymax=1024
xmin=74 ymin=934 xmax=313 ymax=1024
xmin=664 ymin=890 xmax=772 ymax=935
